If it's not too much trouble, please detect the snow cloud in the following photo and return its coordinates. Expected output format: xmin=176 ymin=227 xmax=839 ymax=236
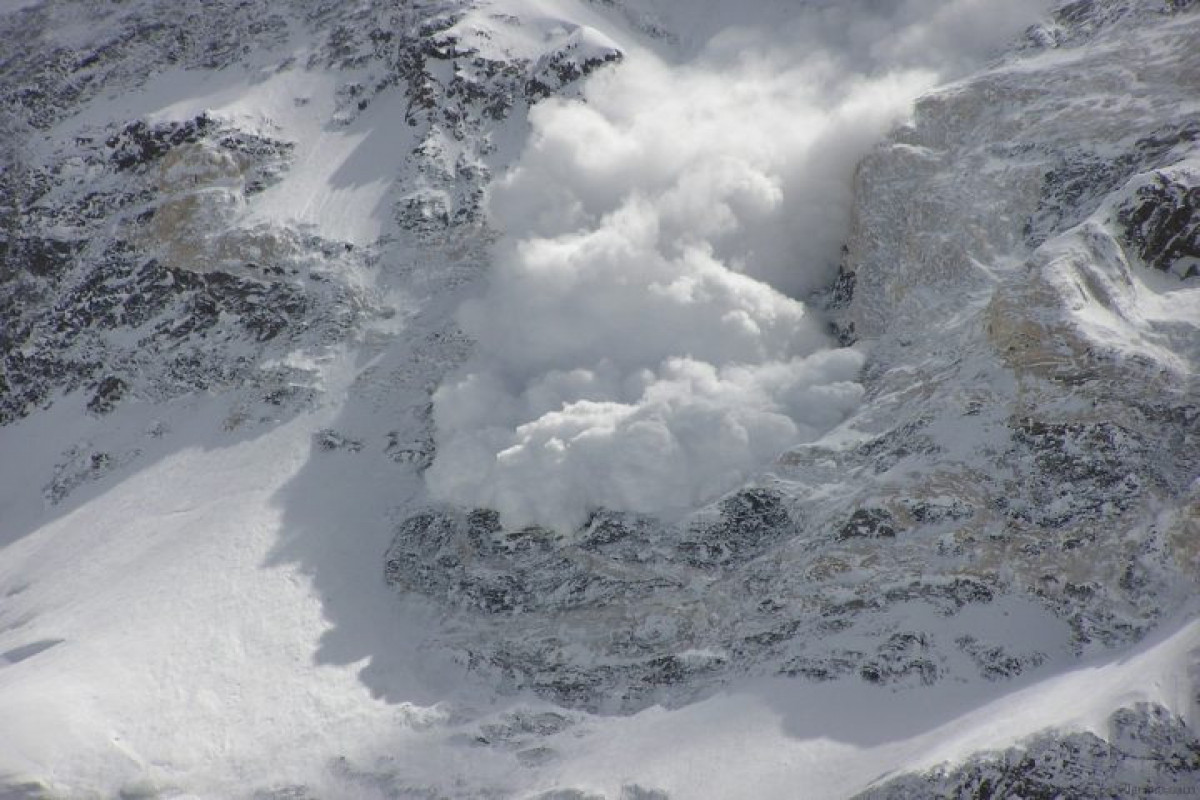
xmin=426 ymin=0 xmax=1053 ymax=532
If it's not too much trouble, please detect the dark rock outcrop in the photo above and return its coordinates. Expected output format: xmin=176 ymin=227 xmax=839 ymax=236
xmin=857 ymin=704 xmax=1200 ymax=799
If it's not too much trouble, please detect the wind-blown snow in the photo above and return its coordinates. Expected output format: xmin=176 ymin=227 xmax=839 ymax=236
xmin=427 ymin=0 xmax=1052 ymax=532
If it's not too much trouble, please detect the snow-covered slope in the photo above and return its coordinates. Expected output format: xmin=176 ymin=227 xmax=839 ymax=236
xmin=1 ymin=0 xmax=1198 ymax=797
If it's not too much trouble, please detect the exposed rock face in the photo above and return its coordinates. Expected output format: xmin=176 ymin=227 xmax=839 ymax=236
xmin=836 ymin=0 xmax=1200 ymax=644
xmin=0 ymin=0 xmax=619 ymax=454
xmin=2 ymin=8 xmax=363 ymax=428
xmin=1118 ymin=169 xmax=1200 ymax=279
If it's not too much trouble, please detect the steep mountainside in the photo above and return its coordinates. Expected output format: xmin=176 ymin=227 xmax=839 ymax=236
xmin=0 ymin=0 xmax=1197 ymax=798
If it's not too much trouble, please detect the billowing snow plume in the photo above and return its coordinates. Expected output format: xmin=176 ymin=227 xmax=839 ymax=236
xmin=427 ymin=2 xmax=1049 ymax=532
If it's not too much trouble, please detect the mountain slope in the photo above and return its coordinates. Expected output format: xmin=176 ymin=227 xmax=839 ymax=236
xmin=0 ymin=0 xmax=1197 ymax=798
